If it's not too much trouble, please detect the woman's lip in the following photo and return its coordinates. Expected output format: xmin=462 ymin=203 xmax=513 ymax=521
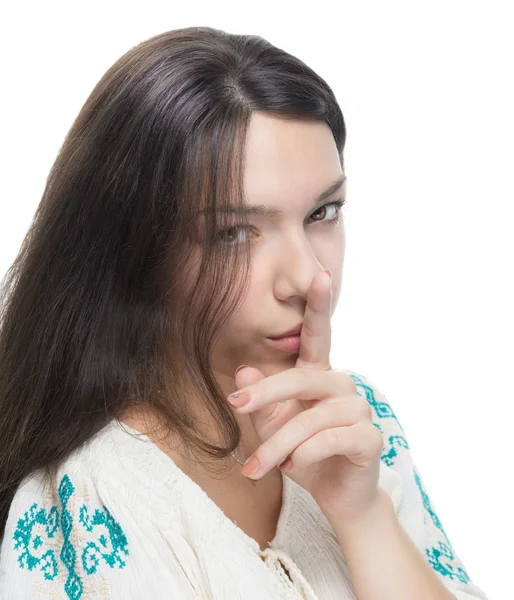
xmin=267 ymin=335 xmax=301 ymax=352
xmin=269 ymin=322 xmax=303 ymax=339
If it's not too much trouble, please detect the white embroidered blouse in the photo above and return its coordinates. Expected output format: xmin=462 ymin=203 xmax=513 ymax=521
xmin=0 ymin=370 xmax=489 ymax=599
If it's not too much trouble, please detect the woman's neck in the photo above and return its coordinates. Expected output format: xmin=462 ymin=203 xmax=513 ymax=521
xmin=116 ymin=405 xmax=264 ymax=486
xmin=116 ymin=406 xmax=285 ymax=551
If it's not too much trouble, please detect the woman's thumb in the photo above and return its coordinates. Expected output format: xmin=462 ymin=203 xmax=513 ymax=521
xmin=234 ymin=365 xmax=265 ymax=389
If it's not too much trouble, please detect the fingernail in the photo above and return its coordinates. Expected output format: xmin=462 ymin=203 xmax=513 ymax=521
xmin=324 ymin=269 xmax=332 ymax=283
xmin=227 ymin=391 xmax=251 ymax=407
xmin=235 ymin=364 xmax=249 ymax=376
xmin=242 ymin=456 xmax=260 ymax=478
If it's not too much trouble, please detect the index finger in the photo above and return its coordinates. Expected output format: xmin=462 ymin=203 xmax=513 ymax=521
xmin=295 ymin=269 xmax=332 ymax=370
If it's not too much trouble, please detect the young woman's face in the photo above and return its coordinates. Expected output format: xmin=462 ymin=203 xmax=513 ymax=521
xmin=211 ymin=113 xmax=346 ymax=382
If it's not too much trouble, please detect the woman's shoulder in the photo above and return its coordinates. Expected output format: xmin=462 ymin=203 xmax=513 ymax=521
xmin=3 ymin=418 xmax=184 ymax=537
xmin=0 ymin=419 xmax=194 ymax=599
xmin=6 ymin=418 xmax=158 ymax=513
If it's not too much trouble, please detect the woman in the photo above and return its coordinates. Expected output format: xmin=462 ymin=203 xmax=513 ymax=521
xmin=0 ymin=26 xmax=488 ymax=599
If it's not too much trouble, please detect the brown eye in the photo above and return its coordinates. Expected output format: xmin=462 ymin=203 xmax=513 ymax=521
xmin=214 ymin=225 xmax=252 ymax=245
xmin=217 ymin=226 xmax=243 ymax=244
xmin=308 ymin=199 xmax=347 ymax=224
xmin=311 ymin=205 xmax=328 ymax=221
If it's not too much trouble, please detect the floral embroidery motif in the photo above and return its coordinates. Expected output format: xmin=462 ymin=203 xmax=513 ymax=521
xmin=12 ymin=473 xmax=129 ymax=599
xmin=345 ymin=370 xmax=472 ymax=585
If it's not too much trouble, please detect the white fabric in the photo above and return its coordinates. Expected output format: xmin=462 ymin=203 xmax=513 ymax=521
xmin=0 ymin=370 xmax=489 ymax=599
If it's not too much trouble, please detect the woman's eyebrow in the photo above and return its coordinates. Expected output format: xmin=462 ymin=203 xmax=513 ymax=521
xmin=200 ymin=174 xmax=346 ymax=218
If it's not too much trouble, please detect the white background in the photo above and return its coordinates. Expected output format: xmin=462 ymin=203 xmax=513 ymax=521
xmin=1 ymin=1 xmax=511 ymax=597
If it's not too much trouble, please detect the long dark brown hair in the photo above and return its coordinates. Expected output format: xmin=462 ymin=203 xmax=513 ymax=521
xmin=0 ymin=26 xmax=346 ymax=540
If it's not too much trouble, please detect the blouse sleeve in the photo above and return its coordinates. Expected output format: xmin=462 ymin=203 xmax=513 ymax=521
xmin=0 ymin=465 xmax=200 ymax=600
xmin=345 ymin=369 xmax=490 ymax=600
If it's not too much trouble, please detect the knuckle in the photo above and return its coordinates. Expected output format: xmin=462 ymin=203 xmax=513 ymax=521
xmin=294 ymin=413 xmax=312 ymax=437
xmin=333 ymin=369 xmax=358 ymax=395
xmin=358 ymin=398 xmax=373 ymax=420
xmin=371 ymin=426 xmax=385 ymax=450
xmin=325 ymin=427 xmax=342 ymax=446
xmin=301 ymin=368 xmax=312 ymax=385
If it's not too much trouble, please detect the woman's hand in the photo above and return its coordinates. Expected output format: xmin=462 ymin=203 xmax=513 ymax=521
xmin=227 ymin=270 xmax=385 ymax=524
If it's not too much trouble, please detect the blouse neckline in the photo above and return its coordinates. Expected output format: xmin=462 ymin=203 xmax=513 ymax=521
xmin=110 ymin=417 xmax=294 ymax=556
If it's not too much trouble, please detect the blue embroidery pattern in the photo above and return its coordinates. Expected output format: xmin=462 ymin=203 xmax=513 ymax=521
xmin=12 ymin=473 xmax=129 ymax=599
xmin=345 ymin=369 xmax=472 ymax=585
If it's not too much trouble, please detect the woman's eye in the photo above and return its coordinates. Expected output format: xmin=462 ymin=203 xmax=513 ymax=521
xmin=310 ymin=198 xmax=346 ymax=224
xmin=215 ymin=198 xmax=347 ymax=245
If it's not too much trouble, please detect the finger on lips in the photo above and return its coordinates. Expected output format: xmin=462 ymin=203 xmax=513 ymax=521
xmin=232 ymin=269 xmax=337 ymax=478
